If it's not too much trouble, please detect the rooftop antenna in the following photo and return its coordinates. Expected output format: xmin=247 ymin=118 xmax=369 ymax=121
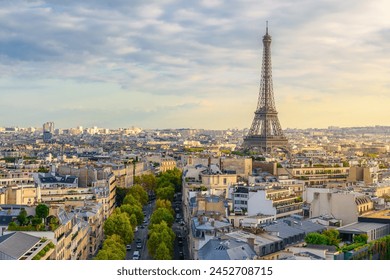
xmin=266 ymin=21 xmax=269 ymax=35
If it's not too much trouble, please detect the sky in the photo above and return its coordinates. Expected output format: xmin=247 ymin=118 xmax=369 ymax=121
xmin=0 ymin=0 xmax=389 ymax=130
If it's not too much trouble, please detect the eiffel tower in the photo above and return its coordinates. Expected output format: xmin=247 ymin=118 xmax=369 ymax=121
xmin=243 ymin=23 xmax=289 ymax=153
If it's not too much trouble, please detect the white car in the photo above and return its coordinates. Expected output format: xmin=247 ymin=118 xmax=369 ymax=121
xmin=132 ymin=251 xmax=140 ymax=260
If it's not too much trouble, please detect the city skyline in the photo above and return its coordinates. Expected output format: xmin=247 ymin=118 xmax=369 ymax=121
xmin=1 ymin=0 xmax=389 ymax=130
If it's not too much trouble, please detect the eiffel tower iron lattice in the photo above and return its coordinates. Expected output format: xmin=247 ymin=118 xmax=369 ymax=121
xmin=243 ymin=23 xmax=289 ymax=152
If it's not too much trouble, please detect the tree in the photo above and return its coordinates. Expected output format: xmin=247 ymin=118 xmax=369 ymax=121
xmin=304 ymin=232 xmax=328 ymax=245
xmin=17 ymin=208 xmax=28 ymax=226
xmin=120 ymin=204 xmax=144 ymax=225
xmin=147 ymin=222 xmax=175 ymax=259
xmin=123 ymin=194 xmax=141 ymax=207
xmin=155 ymin=242 xmax=172 ymax=260
xmin=94 ymin=234 xmax=126 ymax=260
xmin=128 ymin=184 xmax=149 ymax=205
xmin=48 ymin=216 xmax=59 ymax=231
xmin=322 ymin=229 xmax=341 ymax=247
xmin=147 ymin=232 xmax=161 ymax=258
xmin=149 ymin=208 xmax=174 ymax=227
xmin=155 ymin=186 xmax=175 ymax=201
xmin=353 ymin=234 xmax=368 ymax=244
xmin=148 ymin=221 xmax=175 ymax=241
xmin=129 ymin=214 xmax=138 ymax=231
xmin=155 ymin=199 xmax=174 ymax=214
xmin=157 ymin=168 xmax=182 ymax=192
xmin=135 ymin=174 xmax=157 ymax=191
xmin=35 ymin=204 xmax=49 ymax=220
xmin=31 ymin=216 xmax=43 ymax=227
xmin=103 ymin=211 xmax=134 ymax=245
xmin=115 ymin=187 xmax=130 ymax=207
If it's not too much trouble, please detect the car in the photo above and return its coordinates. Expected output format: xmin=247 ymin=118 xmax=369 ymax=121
xmin=136 ymin=238 xmax=142 ymax=243
xmin=178 ymin=240 xmax=183 ymax=247
xmin=136 ymin=242 xmax=142 ymax=249
xmin=177 ymin=234 xmax=183 ymax=241
xmin=132 ymin=251 xmax=140 ymax=260
xmin=126 ymin=245 xmax=132 ymax=251
xmin=179 ymin=251 xmax=184 ymax=260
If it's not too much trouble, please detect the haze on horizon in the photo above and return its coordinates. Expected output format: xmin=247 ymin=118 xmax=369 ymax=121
xmin=0 ymin=0 xmax=389 ymax=130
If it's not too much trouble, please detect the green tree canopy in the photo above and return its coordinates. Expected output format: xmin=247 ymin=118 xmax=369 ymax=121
xmin=35 ymin=204 xmax=49 ymax=220
xmin=157 ymin=168 xmax=182 ymax=192
xmin=128 ymin=184 xmax=149 ymax=205
xmin=155 ymin=242 xmax=172 ymax=260
xmin=155 ymin=199 xmax=174 ymax=214
xmin=156 ymin=178 xmax=174 ymax=189
xmin=353 ymin=234 xmax=368 ymax=244
xmin=120 ymin=204 xmax=144 ymax=225
xmin=17 ymin=208 xmax=28 ymax=226
xmin=135 ymin=174 xmax=157 ymax=191
xmin=129 ymin=214 xmax=138 ymax=231
xmin=304 ymin=232 xmax=329 ymax=245
xmin=103 ymin=211 xmax=134 ymax=245
xmin=147 ymin=223 xmax=175 ymax=259
xmin=322 ymin=229 xmax=341 ymax=247
xmin=123 ymin=193 xmax=142 ymax=208
xmin=155 ymin=186 xmax=175 ymax=201
xmin=147 ymin=232 xmax=161 ymax=258
xmin=94 ymin=234 xmax=126 ymax=260
xmin=149 ymin=207 xmax=174 ymax=227
xmin=148 ymin=221 xmax=175 ymax=241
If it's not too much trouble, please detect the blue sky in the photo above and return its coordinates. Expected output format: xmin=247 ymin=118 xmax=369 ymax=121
xmin=0 ymin=0 xmax=389 ymax=129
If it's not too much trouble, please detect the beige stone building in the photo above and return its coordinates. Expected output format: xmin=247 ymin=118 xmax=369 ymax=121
xmin=347 ymin=166 xmax=379 ymax=185
xmin=73 ymin=202 xmax=104 ymax=258
xmin=278 ymin=166 xmax=350 ymax=186
xmin=221 ymin=158 xmax=252 ymax=178
xmin=310 ymin=191 xmax=373 ymax=226
xmin=0 ymin=185 xmax=37 ymax=205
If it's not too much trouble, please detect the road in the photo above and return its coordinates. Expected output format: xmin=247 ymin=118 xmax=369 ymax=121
xmin=125 ymin=194 xmax=190 ymax=260
xmin=172 ymin=193 xmax=190 ymax=260
xmin=126 ymin=200 xmax=155 ymax=260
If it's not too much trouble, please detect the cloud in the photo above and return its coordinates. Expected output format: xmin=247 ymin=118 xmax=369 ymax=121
xmin=0 ymin=0 xmax=389 ymax=129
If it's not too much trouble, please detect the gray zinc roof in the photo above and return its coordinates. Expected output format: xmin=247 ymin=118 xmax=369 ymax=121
xmin=0 ymin=232 xmax=41 ymax=260
xmin=198 ymin=238 xmax=256 ymax=260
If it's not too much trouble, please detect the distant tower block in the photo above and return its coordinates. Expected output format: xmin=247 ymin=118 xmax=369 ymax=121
xmin=243 ymin=23 xmax=289 ymax=153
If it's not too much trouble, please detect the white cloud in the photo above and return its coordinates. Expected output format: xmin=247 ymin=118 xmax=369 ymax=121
xmin=0 ymin=0 xmax=389 ymax=129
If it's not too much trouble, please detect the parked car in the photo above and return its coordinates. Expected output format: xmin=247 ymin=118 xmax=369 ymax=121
xmin=126 ymin=244 xmax=132 ymax=251
xmin=132 ymin=251 xmax=140 ymax=260
xmin=136 ymin=242 xmax=143 ymax=249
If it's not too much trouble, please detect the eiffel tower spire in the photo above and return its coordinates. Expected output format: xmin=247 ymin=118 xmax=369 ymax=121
xmin=243 ymin=24 xmax=289 ymax=152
